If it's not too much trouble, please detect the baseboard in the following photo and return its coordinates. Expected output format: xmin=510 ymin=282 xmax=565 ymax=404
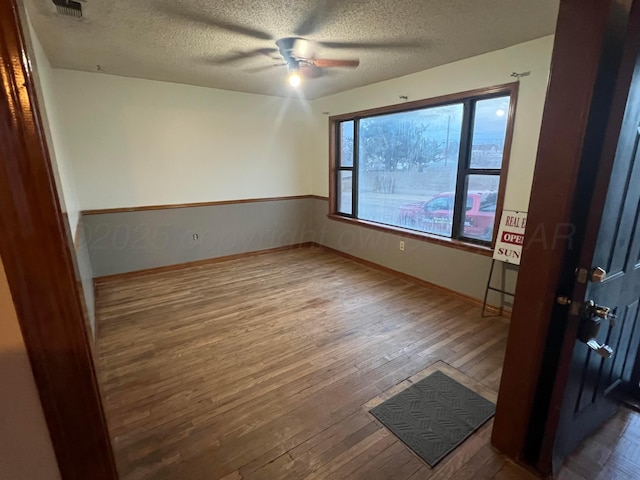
xmin=92 ymin=277 xmax=99 ymax=345
xmin=92 ymin=240 xmax=511 ymax=319
xmin=94 ymin=242 xmax=316 ymax=283
xmin=311 ymin=243 xmax=511 ymax=319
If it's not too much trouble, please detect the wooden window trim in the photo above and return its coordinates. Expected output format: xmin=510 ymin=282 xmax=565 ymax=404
xmin=328 ymin=82 xmax=519 ymax=255
xmin=327 ymin=213 xmax=494 ymax=256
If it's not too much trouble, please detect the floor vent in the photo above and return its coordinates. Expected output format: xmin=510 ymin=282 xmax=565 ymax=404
xmin=52 ymin=0 xmax=82 ymax=18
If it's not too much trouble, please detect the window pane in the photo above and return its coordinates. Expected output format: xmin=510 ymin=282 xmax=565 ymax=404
xmin=470 ymin=96 xmax=510 ymax=169
xmin=340 ymin=121 xmax=354 ymax=167
xmin=337 ymin=170 xmax=353 ymax=214
xmin=461 ymin=175 xmax=500 ymax=241
xmin=357 ymin=104 xmax=464 ymax=237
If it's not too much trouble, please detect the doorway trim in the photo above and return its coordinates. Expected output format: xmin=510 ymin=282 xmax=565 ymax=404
xmin=0 ymin=1 xmax=118 ymax=478
xmin=4 ymin=0 xmax=637 ymax=477
xmin=493 ymin=0 xmax=640 ymax=472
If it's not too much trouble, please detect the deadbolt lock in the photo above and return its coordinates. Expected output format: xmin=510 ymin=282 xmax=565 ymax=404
xmin=593 ymin=305 xmax=616 ymax=325
xmin=577 ymin=300 xmax=616 ymax=358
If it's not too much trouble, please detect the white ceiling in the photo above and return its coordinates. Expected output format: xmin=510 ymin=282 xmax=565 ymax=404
xmin=25 ymin=0 xmax=559 ymax=99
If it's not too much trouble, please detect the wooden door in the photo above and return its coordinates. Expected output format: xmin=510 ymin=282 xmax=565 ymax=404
xmin=522 ymin=0 xmax=640 ymax=473
xmin=493 ymin=0 xmax=640 ymax=474
xmin=550 ymin=44 xmax=640 ymax=469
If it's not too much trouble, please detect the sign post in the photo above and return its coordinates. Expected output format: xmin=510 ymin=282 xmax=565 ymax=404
xmin=482 ymin=210 xmax=527 ymax=316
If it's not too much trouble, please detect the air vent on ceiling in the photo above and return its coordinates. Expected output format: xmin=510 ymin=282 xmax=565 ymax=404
xmin=52 ymin=0 xmax=82 ymax=18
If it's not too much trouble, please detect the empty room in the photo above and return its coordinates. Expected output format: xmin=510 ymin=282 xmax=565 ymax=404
xmin=5 ymin=0 xmax=640 ymax=479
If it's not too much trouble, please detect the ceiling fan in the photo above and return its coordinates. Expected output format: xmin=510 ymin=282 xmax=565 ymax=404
xmin=160 ymin=1 xmax=423 ymax=87
xmin=275 ymin=37 xmax=360 ymax=87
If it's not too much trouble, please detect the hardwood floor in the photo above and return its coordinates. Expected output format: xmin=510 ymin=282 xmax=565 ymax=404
xmin=94 ymin=246 xmax=637 ymax=479
xmin=559 ymin=407 xmax=640 ymax=480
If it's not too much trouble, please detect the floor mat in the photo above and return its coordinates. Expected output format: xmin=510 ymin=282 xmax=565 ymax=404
xmin=369 ymin=369 xmax=495 ymax=467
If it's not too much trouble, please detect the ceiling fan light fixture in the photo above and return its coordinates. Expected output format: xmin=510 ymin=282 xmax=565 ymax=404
xmin=288 ymin=70 xmax=302 ymax=87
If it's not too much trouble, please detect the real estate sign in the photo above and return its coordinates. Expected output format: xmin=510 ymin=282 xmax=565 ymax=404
xmin=493 ymin=210 xmax=527 ymax=265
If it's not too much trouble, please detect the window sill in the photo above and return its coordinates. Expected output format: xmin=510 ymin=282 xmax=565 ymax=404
xmin=327 ymin=214 xmax=494 ymax=257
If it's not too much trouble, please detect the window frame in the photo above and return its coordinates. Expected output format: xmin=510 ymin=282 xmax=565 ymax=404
xmin=328 ymin=82 xmax=519 ymax=255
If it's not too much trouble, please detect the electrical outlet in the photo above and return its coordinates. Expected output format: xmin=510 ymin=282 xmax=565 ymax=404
xmin=193 ymin=233 xmax=199 ymax=241
xmin=399 ymin=241 xmax=405 ymax=251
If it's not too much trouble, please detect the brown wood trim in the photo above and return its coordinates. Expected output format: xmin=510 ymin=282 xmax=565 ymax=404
xmin=329 ymin=82 xmax=520 ymax=122
xmin=327 ymin=213 xmax=494 ymax=257
xmin=534 ymin=1 xmax=640 ymax=472
xmin=328 ymin=118 xmax=338 ymax=214
xmin=491 ymin=83 xmax=519 ymax=249
xmin=307 ymin=194 xmax=329 ymax=201
xmin=94 ymin=241 xmax=510 ymax=318
xmin=314 ymin=244 xmax=510 ymax=318
xmin=492 ymin=0 xmax=631 ymax=469
xmin=0 ymin=2 xmax=118 ymax=479
xmin=328 ymin=82 xmax=518 ymax=251
xmin=82 ymin=195 xmax=320 ymax=215
xmin=93 ymin=278 xmax=100 ymax=344
xmin=95 ymin=242 xmax=316 ymax=283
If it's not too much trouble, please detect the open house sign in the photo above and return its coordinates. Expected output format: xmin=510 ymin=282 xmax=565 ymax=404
xmin=493 ymin=210 xmax=527 ymax=265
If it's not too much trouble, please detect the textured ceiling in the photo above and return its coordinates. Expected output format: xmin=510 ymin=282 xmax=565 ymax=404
xmin=25 ymin=0 xmax=559 ymax=99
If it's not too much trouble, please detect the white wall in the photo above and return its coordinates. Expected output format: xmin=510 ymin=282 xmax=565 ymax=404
xmin=36 ymin=36 xmax=554 ymax=303
xmin=48 ymin=37 xmax=553 ymax=213
xmin=308 ymin=36 xmax=554 ymax=212
xmin=52 ymin=71 xmax=312 ymax=210
xmin=26 ymin=16 xmax=82 ymax=238
xmin=23 ymin=12 xmax=96 ymax=338
xmin=0 ymin=257 xmax=62 ymax=480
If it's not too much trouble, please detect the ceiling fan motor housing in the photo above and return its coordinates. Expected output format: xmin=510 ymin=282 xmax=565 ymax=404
xmin=276 ymin=37 xmax=308 ymax=70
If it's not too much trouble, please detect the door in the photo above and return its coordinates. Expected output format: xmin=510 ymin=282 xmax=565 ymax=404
xmin=422 ymin=194 xmax=454 ymax=235
xmin=493 ymin=0 xmax=640 ymax=473
xmin=529 ymin=0 xmax=640 ymax=473
xmin=551 ymin=51 xmax=640 ymax=469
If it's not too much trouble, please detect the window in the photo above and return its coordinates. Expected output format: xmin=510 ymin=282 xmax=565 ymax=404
xmin=331 ymin=84 xmax=517 ymax=248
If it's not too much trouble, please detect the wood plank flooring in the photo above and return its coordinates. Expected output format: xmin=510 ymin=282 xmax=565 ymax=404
xmin=95 ymin=246 xmax=638 ymax=479
xmin=559 ymin=407 xmax=640 ymax=480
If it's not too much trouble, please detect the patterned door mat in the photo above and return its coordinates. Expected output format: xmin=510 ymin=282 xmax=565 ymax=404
xmin=369 ymin=370 xmax=496 ymax=467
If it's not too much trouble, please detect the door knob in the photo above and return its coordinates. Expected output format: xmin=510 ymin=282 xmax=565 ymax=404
xmin=591 ymin=267 xmax=607 ymax=283
xmin=586 ymin=339 xmax=614 ymax=359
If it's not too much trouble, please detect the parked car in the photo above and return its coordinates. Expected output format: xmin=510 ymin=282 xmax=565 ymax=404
xmin=398 ymin=191 xmax=497 ymax=240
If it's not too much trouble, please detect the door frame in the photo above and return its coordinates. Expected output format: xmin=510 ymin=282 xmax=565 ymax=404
xmin=3 ymin=0 xmax=638 ymax=478
xmin=0 ymin=1 xmax=118 ymax=479
xmin=493 ymin=0 xmax=640 ymax=474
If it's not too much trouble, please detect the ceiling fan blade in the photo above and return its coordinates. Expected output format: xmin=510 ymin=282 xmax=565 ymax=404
xmin=317 ymin=40 xmax=425 ymax=50
xmin=314 ymin=58 xmax=360 ymax=68
xmin=300 ymin=65 xmax=324 ymax=79
xmin=205 ymin=48 xmax=278 ymax=65
xmin=159 ymin=4 xmax=273 ymax=41
xmin=299 ymin=65 xmax=342 ymax=79
xmin=294 ymin=0 xmax=341 ymax=36
xmin=208 ymin=51 xmax=252 ymax=65
xmin=245 ymin=64 xmax=287 ymax=73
